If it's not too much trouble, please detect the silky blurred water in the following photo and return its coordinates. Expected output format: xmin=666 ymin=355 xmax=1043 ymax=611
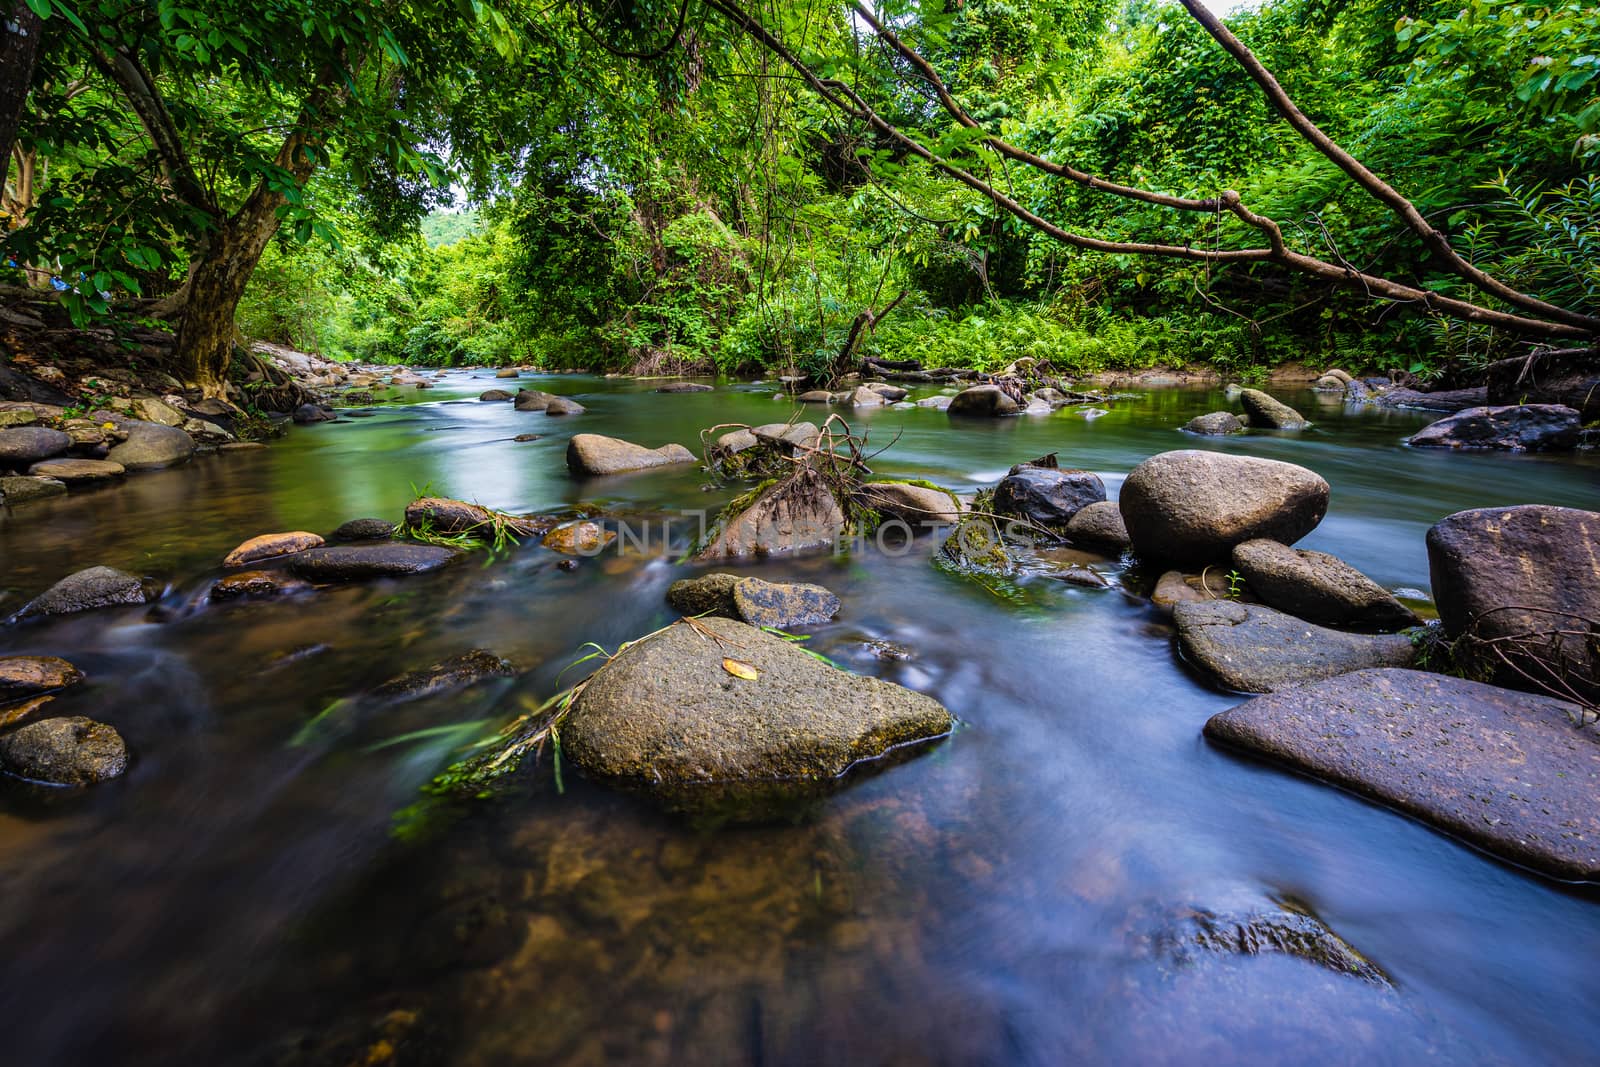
xmin=1 ymin=371 xmax=1597 ymax=1066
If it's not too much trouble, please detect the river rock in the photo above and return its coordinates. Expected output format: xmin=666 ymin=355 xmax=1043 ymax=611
xmin=495 ymin=368 xmax=520 ymax=378
xmin=0 ymin=475 xmax=67 ymax=505
xmin=732 ymin=576 xmax=841 ymax=628
xmin=916 ymin=395 xmax=952 ymax=411
xmin=696 ymin=466 xmax=846 ymax=560
xmin=514 ymin=389 xmax=554 ymax=411
xmin=853 ymin=481 xmax=962 ymax=528
xmin=479 ymin=389 xmax=513 ymax=401
xmin=1238 ymin=388 xmax=1309 ymax=430
xmin=1174 ymin=600 xmax=1414 ymax=692
xmin=106 ymin=422 xmax=195 ymax=471
xmin=993 ymin=467 xmax=1106 ymax=527
xmin=1182 ymin=411 xmax=1245 ymax=436
xmin=14 ymin=566 xmax=149 ymax=620
xmin=210 ymin=570 xmax=314 ymax=601
xmin=0 ymin=427 xmax=71 ymax=467
xmin=566 ymin=433 xmax=698 ymax=475
xmin=292 ymin=403 xmax=335 ymax=424
xmin=1150 ymin=890 xmax=1386 ymax=984
xmin=1426 ymin=505 xmax=1600 ymax=700
xmin=0 ymin=656 xmax=84 ymax=698
xmin=543 ymin=396 xmax=585 ymax=416
xmin=27 ymin=458 xmax=124 ymax=482
xmin=867 ymin=383 xmax=908 ymax=401
xmin=655 ymin=381 xmax=713 ymax=393
xmin=331 ymin=517 xmax=396 ymax=542
xmin=1205 ymin=669 xmax=1600 ymax=880
xmin=1058 ymin=500 xmax=1128 ymax=553
xmin=404 ymin=498 xmax=546 ymax=539
xmin=846 ymin=385 xmax=886 ymax=408
xmin=798 ymin=390 xmax=834 ymax=403
xmin=1151 ymin=569 xmax=1235 ymax=614
xmin=562 ymin=616 xmax=951 ymax=799
xmin=370 ymin=650 xmax=514 ymax=702
xmin=666 ymin=573 xmax=741 ymax=616
xmin=288 ymin=544 xmax=461 ymax=581
xmin=1232 ymin=539 xmax=1418 ymax=631
xmin=0 ymin=717 xmax=128 ymax=785
xmin=947 ymin=384 xmax=1019 ymax=417
xmin=129 ymin=397 xmax=184 ymax=426
xmin=1407 ymin=404 xmax=1581 ymax=452
xmin=1119 ymin=450 xmax=1330 ymax=566
xmin=223 ymin=531 xmax=325 ymax=567
xmin=541 ymin=521 xmax=615 ymax=555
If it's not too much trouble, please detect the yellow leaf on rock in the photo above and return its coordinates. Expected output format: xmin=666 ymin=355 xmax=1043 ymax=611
xmin=722 ymin=658 xmax=759 ymax=681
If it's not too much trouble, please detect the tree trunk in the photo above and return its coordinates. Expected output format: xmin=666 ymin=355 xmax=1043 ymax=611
xmin=0 ymin=3 xmax=42 ymax=199
xmin=172 ymin=200 xmax=285 ymax=396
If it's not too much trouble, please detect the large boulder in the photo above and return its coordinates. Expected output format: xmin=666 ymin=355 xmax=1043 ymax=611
xmin=1407 ymin=404 xmax=1581 ymax=452
xmin=566 ymin=433 xmax=697 ymax=475
xmin=288 ymin=544 xmax=461 ymax=581
xmin=13 ymin=566 xmax=149 ymax=621
xmin=1204 ymin=669 xmax=1600 ymax=880
xmin=0 ymin=717 xmax=128 ymax=785
xmin=1182 ymin=411 xmax=1245 ymax=436
xmin=1064 ymin=500 xmax=1131 ymax=552
xmin=1238 ymin=388 xmax=1309 ymax=430
xmin=223 ymin=531 xmax=325 ymax=567
xmin=1174 ymin=600 xmax=1414 ymax=692
xmin=1119 ymin=450 xmax=1330 ymax=566
xmin=106 ymin=421 xmax=195 ymax=471
xmin=1486 ymin=350 xmax=1600 ymax=420
xmin=0 ymin=427 xmax=71 ymax=467
xmin=853 ymin=481 xmax=962 ymax=528
xmin=1232 ymin=539 xmax=1419 ymax=631
xmin=696 ymin=466 xmax=847 ymax=561
xmin=947 ymin=384 xmax=1019 ymax=417
xmin=1426 ymin=505 xmax=1600 ymax=701
xmin=561 ymin=617 xmax=951 ymax=808
xmin=993 ymin=466 xmax=1106 ymax=528
xmin=0 ymin=656 xmax=84 ymax=698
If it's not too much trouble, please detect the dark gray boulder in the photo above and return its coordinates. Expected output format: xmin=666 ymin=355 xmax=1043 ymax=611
xmin=292 ymin=403 xmax=336 ymax=424
xmin=947 ymin=384 xmax=1019 ymax=417
xmin=14 ymin=566 xmax=149 ymax=621
xmin=1118 ymin=450 xmax=1330 ymax=566
xmin=288 ymin=544 xmax=461 ymax=581
xmin=1426 ymin=505 xmax=1600 ymax=701
xmin=1407 ymin=404 xmax=1581 ymax=452
xmin=0 ymin=717 xmax=128 ymax=785
xmin=0 ymin=426 xmax=71 ymax=467
xmin=1064 ymin=500 xmax=1131 ymax=552
xmin=543 ymin=396 xmax=585 ymax=416
xmin=1232 ymin=539 xmax=1419 ymax=631
xmin=1174 ymin=600 xmax=1414 ymax=692
xmin=1147 ymin=889 xmax=1387 ymax=984
xmin=993 ymin=466 xmax=1106 ymax=528
xmin=332 ymin=517 xmax=397 ymax=542
xmin=1238 ymin=388 xmax=1308 ymax=430
xmin=1204 ymin=669 xmax=1600 ymax=880
xmin=1182 ymin=411 xmax=1245 ymax=436
xmin=513 ymin=389 xmax=555 ymax=411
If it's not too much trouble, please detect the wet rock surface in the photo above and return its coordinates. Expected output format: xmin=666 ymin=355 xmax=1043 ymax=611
xmin=853 ymin=481 xmax=962 ymax=528
xmin=731 ymin=576 xmax=841 ymax=628
xmin=404 ymin=498 xmax=546 ymax=539
xmin=1407 ymin=404 xmax=1581 ymax=452
xmin=696 ymin=466 xmax=847 ymax=561
xmin=993 ymin=466 xmax=1106 ymax=528
xmin=1119 ymin=450 xmax=1330 ymax=566
xmin=1238 ymin=389 xmax=1308 ymax=430
xmin=947 ymin=384 xmax=1019 ymax=417
xmin=1205 ymin=669 xmax=1600 ymax=880
xmin=566 ymin=433 xmax=697 ymax=475
xmin=223 ymin=531 xmax=325 ymax=567
xmin=1182 ymin=411 xmax=1245 ymax=435
xmin=13 ymin=566 xmax=149 ymax=620
xmin=1174 ymin=600 xmax=1415 ymax=692
xmin=1148 ymin=891 xmax=1388 ymax=985
xmin=0 ymin=475 xmax=67 ymax=505
xmin=288 ymin=544 xmax=461 ymax=581
xmin=370 ymin=650 xmax=514 ymax=703
xmin=0 ymin=716 xmax=128 ymax=785
xmin=562 ymin=617 xmax=952 ymax=810
xmin=541 ymin=521 xmax=615 ymax=555
xmin=210 ymin=570 xmax=315 ymax=601
xmin=331 ymin=518 xmax=396 ymax=542
xmin=655 ymin=381 xmax=713 ymax=393
xmin=0 ymin=656 xmax=84 ymax=697
xmin=1232 ymin=539 xmax=1418 ymax=631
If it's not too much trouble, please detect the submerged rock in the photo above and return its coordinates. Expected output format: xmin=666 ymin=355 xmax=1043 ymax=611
xmin=797 ymin=389 xmax=834 ymax=403
xmin=1150 ymin=892 xmax=1387 ymax=984
xmin=0 ymin=656 xmax=84 ymax=698
xmin=566 ymin=433 xmax=697 ymax=476
xmin=1151 ymin=569 xmax=1237 ymax=614
xmin=1238 ymin=388 xmax=1309 ymax=430
xmin=655 ymin=381 xmax=713 ymax=393
xmin=1232 ymin=539 xmax=1418 ymax=631
xmin=852 ymin=481 xmax=962 ymax=529
xmin=562 ymin=617 xmax=951 ymax=811
xmin=1173 ymin=600 xmax=1414 ymax=692
xmin=1182 ymin=411 xmax=1245 ymax=436
xmin=1064 ymin=500 xmax=1131 ymax=552
xmin=0 ymin=717 xmax=128 ymax=785
xmin=993 ymin=466 xmax=1106 ymax=528
xmin=14 ymin=566 xmax=149 ymax=621
xmin=1427 ymin=505 xmax=1600 ymax=701
xmin=210 ymin=570 xmax=314 ymax=601
xmin=331 ymin=517 xmax=396 ymax=542
xmin=1407 ymin=404 xmax=1581 ymax=452
xmin=370 ymin=650 xmax=514 ymax=703
xmin=1205 ymin=669 xmax=1600 ymax=880
xmin=696 ymin=466 xmax=847 ymax=561
xmin=289 ymin=544 xmax=461 ymax=581
xmin=0 ymin=475 xmax=67 ymax=505
xmin=27 ymin=458 xmax=124 ymax=483
xmin=0 ymin=426 xmax=71 ymax=467
xmin=541 ymin=521 xmax=615 ymax=555
xmin=1119 ymin=450 xmax=1329 ymax=566
xmin=222 ymin=531 xmax=325 ymax=567
xmin=947 ymin=384 xmax=1019 ymax=417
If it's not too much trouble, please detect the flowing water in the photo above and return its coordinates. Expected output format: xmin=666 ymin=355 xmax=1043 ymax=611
xmin=1 ymin=373 xmax=1598 ymax=1066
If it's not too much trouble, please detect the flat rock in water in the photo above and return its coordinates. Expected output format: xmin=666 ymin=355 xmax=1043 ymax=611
xmin=1238 ymin=388 xmax=1309 ymax=430
xmin=106 ymin=422 xmax=195 ymax=471
xmin=369 ymin=649 xmax=514 ymax=702
xmin=667 ymin=573 xmax=741 ymax=616
xmin=0 ymin=475 xmax=67 ymax=505
xmin=1232 ymin=539 xmax=1418 ymax=631
xmin=1064 ymin=500 xmax=1131 ymax=551
xmin=1204 ymin=669 xmax=1600 ymax=881
xmin=1183 ymin=411 xmax=1245 ymax=436
xmin=1119 ymin=450 xmax=1329 ymax=566
xmin=0 ymin=427 xmax=71 ymax=466
xmin=655 ymin=381 xmax=713 ymax=393
xmin=562 ymin=617 xmax=951 ymax=805
xmin=331 ymin=517 xmax=396 ymax=542
xmin=288 ymin=544 xmax=461 ymax=581
xmin=1174 ymin=600 xmax=1414 ymax=692
xmin=797 ymin=390 xmax=834 ymax=403
xmin=0 ymin=717 xmax=128 ymax=785
xmin=993 ymin=467 xmax=1106 ymax=527
xmin=696 ymin=466 xmax=846 ymax=560
xmin=566 ymin=433 xmax=697 ymax=475
xmin=210 ymin=570 xmax=314 ymax=601
xmin=0 ymin=656 xmax=84 ymax=697
xmin=1407 ymin=404 xmax=1580 ymax=452
xmin=223 ymin=531 xmax=325 ymax=567
xmin=27 ymin=458 xmax=124 ymax=482
xmin=14 ymin=566 xmax=149 ymax=620
xmin=732 ymin=576 xmax=841 ymax=628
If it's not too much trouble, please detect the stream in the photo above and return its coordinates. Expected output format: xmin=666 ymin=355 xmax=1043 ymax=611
xmin=2 ymin=372 xmax=1599 ymax=1066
